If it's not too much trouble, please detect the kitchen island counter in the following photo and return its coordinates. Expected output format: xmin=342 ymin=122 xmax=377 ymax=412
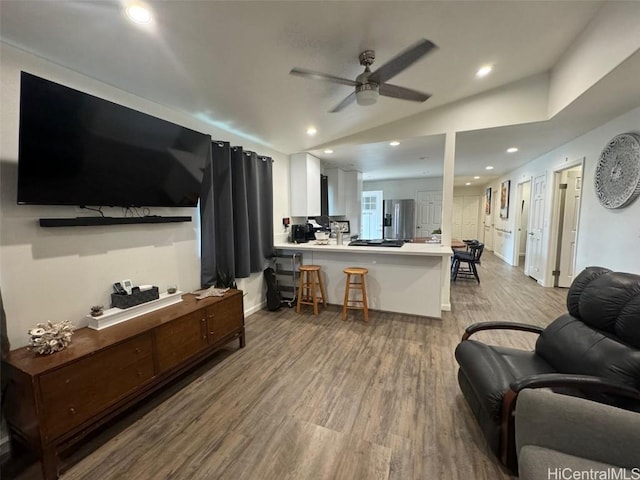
xmin=273 ymin=240 xmax=451 ymax=256
xmin=274 ymin=240 xmax=452 ymax=318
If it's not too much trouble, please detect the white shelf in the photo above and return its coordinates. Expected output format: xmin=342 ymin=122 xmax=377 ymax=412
xmin=87 ymin=291 xmax=184 ymax=330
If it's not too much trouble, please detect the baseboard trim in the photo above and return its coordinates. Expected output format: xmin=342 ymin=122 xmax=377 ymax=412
xmin=244 ymin=301 xmax=266 ymax=317
xmin=494 ymin=251 xmax=507 ymax=262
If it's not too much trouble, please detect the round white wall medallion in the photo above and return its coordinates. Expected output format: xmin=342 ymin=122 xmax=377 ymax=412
xmin=594 ymin=132 xmax=640 ymax=209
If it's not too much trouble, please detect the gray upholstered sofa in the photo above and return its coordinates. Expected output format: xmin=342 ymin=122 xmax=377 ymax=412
xmin=516 ymin=389 xmax=640 ymax=480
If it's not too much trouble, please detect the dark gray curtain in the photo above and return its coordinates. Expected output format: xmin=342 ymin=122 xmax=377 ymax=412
xmin=200 ymin=141 xmax=273 ymax=287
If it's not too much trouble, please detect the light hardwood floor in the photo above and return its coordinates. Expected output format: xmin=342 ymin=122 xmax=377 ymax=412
xmin=6 ymin=253 xmax=567 ymax=480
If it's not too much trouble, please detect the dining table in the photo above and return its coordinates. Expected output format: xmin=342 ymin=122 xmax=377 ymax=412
xmin=451 ymin=239 xmax=467 ymax=250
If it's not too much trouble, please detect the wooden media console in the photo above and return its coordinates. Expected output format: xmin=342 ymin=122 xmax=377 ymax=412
xmin=2 ymin=289 xmax=245 ymax=479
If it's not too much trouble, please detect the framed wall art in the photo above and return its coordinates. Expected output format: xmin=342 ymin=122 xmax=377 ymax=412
xmin=500 ymin=180 xmax=510 ymax=219
xmin=594 ymin=132 xmax=640 ymax=209
xmin=485 ymin=187 xmax=492 ymax=215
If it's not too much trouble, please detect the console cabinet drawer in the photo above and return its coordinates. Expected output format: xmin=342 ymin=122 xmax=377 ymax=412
xmin=155 ymin=311 xmax=207 ymax=373
xmin=39 ymin=334 xmax=154 ymax=439
xmin=206 ymin=293 xmax=244 ymax=344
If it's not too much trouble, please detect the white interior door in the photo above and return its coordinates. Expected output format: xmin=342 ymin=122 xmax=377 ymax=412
xmin=482 ymin=189 xmax=492 ymax=248
xmin=526 ymin=172 xmax=546 ymax=280
xmin=361 ymin=190 xmax=383 ymax=239
xmin=558 ymin=169 xmax=582 ymax=287
xmin=515 ymin=180 xmax=531 ymax=266
xmin=461 ymin=196 xmax=481 ymax=239
xmin=416 ymin=190 xmax=442 ymax=237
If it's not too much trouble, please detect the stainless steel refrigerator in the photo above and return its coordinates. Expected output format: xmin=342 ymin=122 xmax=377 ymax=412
xmin=383 ymin=199 xmax=415 ymax=240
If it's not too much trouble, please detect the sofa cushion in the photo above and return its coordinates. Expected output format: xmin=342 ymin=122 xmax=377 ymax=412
xmin=566 ymin=267 xmax=640 ymax=348
xmin=455 ymin=340 xmax=555 ymax=419
xmin=516 ymin=389 xmax=640 ymax=470
xmin=566 ymin=266 xmax=611 ymax=318
xmin=518 ymin=446 xmax=620 ymax=480
xmin=536 ymin=314 xmax=640 ymax=390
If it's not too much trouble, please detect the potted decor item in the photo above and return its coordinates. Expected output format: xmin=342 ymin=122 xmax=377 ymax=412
xmin=28 ymin=320 xmax=74 ymax=355
xmin=90 ymin=305 xmax=104 ymax=317
xmin=215 ymin=268 xmax=237 ymax=289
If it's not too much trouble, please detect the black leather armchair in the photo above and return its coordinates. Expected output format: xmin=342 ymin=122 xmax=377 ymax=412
xmin=454 ymin=266 xmax=640 ymax=471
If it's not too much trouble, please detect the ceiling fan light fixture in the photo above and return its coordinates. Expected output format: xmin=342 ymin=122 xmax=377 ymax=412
xmin=476 ymin=64 xmax=493 ymax=78
xmin=355 ymin=83 xmax=379 ymax=106
xmin=125 ymin=2 xmax=153 ymax=24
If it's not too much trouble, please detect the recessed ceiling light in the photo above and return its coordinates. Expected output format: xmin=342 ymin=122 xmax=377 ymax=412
xmin=507 ymin=147 xmax=519 ymax=153
xmin=474 ymin=176 xmax=480 ymax=179
xmin=306 ymin=127 xmax=317 ymax=136
xmin=476 ymin=65 xmax=493 ymax=78
xmin=323 ymin=149 xmax=333 ymax=154
xmin=485 ymin=165 xmax=494 ymax=170
xmin=389 ymin=141 xmax=400 ymax=146
xmin=125 ymin=2 xmax=153 ymax=24
xmin=465 ymin=182 xmax=472 ymax=186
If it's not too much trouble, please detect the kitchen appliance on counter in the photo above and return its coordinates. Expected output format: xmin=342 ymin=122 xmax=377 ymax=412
xmin=291 ymin=224 xmax=309 ymax=243
xmin=383 ymin=199 xmax=415 ymax=241
xmin=348 ymin=239 xmax=404 ymax=248
xmin=291 ymin=222 xmax=329 ymax=243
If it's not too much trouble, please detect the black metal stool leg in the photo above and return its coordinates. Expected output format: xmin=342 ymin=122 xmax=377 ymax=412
xmin=471 ymin=262 xmax=480 ymax=283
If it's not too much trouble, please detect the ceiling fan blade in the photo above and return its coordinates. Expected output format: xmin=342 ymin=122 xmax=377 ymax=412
xmin=368 ymin=39 xmax=437 ymax=85
xmin=290 ymin=68 xmax=357 ymax=87
xmin=329 ymin=92 xmax=357 ymax=113
xmin=379 ymin=83 xmax=431 ymax=102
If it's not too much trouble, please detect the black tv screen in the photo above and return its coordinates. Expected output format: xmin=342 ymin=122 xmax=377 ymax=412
xmin=18 ymin=72 xmax=211 ymax=207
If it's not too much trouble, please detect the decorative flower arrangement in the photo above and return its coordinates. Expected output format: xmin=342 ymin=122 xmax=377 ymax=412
xmin=28 ymin=320 xmax=74 ymax=355
xmin=90 ymin=305 xmax=104 ymax=317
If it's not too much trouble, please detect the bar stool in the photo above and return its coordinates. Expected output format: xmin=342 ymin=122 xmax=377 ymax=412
xmin=342 ymin=267 xmax=369 ymax=322
xmin=296 ymin=265 xmax=327 ymax=315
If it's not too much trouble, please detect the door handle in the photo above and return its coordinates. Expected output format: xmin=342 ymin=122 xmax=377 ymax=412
xmin=528 ymin=232 xmax=534 ymax=236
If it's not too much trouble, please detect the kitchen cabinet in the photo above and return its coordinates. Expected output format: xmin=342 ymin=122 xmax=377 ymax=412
xmin=325 ymin=168 xmax=362 ymax=233
xmin=343 ymin=170 xmax=362 ymax=235
xmin=290 ymin=153 xmax=321 ymax=217
xmin=326 ymin=168 xmax=346 ymax=215
xmin=2 ymin=290 xmax=244 ymax=480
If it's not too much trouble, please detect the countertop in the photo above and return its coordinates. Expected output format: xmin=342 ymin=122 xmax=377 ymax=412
xmin=274 ymin=240 xmax=452 ymax=256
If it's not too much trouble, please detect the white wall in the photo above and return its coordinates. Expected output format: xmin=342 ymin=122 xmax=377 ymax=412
xmin=364 ymin=177 xmax=443 ymax=200
xmin=548 ymin=2 xmax=640 ymax=116
xmin=0 ymin=44 xmax=289 ymax=348
xmin=484 ymin=106 xmax=640 ymax=282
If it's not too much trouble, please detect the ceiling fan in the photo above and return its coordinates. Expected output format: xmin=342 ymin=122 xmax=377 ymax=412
xmin=290 ymin=38 xmax=437 ymax=113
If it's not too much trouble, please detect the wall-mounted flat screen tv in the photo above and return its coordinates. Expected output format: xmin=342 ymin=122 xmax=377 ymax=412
xmin=18 ymin=72 xmax=211 ymax=207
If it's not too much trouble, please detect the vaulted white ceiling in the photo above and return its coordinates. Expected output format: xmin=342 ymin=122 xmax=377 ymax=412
xmin=2 ymin=1 xmax=639 ymax=185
